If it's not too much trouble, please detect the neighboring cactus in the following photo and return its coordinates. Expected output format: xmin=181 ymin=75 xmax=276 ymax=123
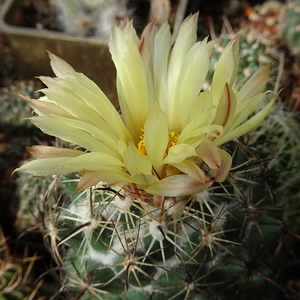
xmin=247 ymin=100 xmax=300 ymax=234
xmin=203 ymin=0 xmax=286 ymax=91
xmin=205 ymin=28 xmax=280 ymax=91
xmin=15 ymin=173 xmax=67 ymax=232
xmin=53 ymin=0 xmax=127 ymax=38
xmin=0 ymin=80 xmax=42 ymax=134
xmin=283 ymin=0 xmax=300 ymax=55
xmin=15 ymin=173 xmax=49 ymax=231
xmin=52 ymin=0 xmax=149 ymax=39
xmin=52 ymin=0 xmax=172 ymax=39
xmin=244 ymin=0 xmax=284 ymax=46
xmin=15 ymin=138 xmax=74 ymax=231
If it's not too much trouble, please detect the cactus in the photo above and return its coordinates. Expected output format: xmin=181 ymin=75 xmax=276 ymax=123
xmin=52 ymin=0 xmax=173 ymax=39
xmin=52 ymin=0 xmax=147 ymax=39
xmin=15 ymin=172 xmax=69 ymax=232
xmin=203 ymin=0 xmax=286 ymax=92
xmin=205 ymin=29 xmax=281 ymax=92
xmin=15 ymin=13 xmax=300 ymax=300
xmin=210 ymin=34 xmax=279 ymax=86
xmin=244 ymin=0 xmax=284 ymax=46
xmin=40 ymin=99 xmax=300 ymax=299
xmin=247 ymin=100 xmax=300 ymax=234
xmin=15 ymin=138 xmax=75 ymax=231
xmin=53 ymin=0 xmax=121 ymax=38
xmin=283 ymin=0 xmax=300 ymax=55
xmin=15 ymin=97 xmax=300 ymax=299
xmin=0 ymin=80 xmax=43 ymax=134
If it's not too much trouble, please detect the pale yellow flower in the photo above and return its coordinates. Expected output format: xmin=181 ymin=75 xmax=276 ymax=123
xmin=15 ymin=15 xmax=276 ymax=202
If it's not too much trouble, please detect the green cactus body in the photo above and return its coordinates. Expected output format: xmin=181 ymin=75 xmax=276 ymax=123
xmin=41 ymin=132 xmax=290 ymax=300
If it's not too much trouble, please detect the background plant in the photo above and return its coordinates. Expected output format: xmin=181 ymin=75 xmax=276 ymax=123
xmin=0 ymin=227 xmax=43 ymax=300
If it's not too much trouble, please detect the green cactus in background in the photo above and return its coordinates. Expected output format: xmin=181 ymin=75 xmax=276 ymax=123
xmin=15 ymin=139 xmax=74 ymax=233
xmin=283 ymin=0 xmax=300 ymax=55
xmin=0 ymin=80 xmax=42 ymax=134
xmin=53 ymin=0 xmax=136 ymax=39
xmin=15 ymin=172 xmax=68 ymax=232
xmin=204 ymin=0 xmax=285 ymax=91
xmin=204 ymin=30 xmax=280 ymax=92
xmin=247 ymin=100 xmax=300 ymax=234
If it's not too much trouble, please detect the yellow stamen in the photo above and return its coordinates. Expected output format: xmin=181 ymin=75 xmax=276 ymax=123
xmin=168 ymin=131 xmax=179 ymax=149
xmin=137 ymin=129 xmax=147 ymax=156
xmin=137 ymin=129 xmax=180 ymax=157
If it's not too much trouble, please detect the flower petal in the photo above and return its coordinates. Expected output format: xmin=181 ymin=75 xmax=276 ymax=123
xmin=179 ymin=124 xmax=223 ymax=146
xmin=145 ymin=174 xmax=211 ymax=197
xmin=152 ymin=22 xmax=171 ymax=113
xmin=144 ymin=102 xmax=169 ymax=172
xmin=39 ymin=77 xmax=114 ymax=131
xmin=164 ymin=144 xmax=197 ymax=165
xmin=130 ymin=173 xmax=159 ymax=186
xmin=46 ymin=53 xmax=132 ymax=143
xmin=110 ymin=22 xmax=151 ymax=141
xmin=75 ymin=169 xmax=133 ymax=192
xmin=214 ymin=83 xmax=237 ymax=127
xmin=210 ymin=149 xmax=232 ymax=182
xmin=29 ymin=115 xmax=120 ymax=157
xmin=167 ymin=14 xmax=198 ymax=130
xmin=188 ymin=90 xmax=215 ymax=124
xmin=27 ymin=146 xmax=84 ymax=159
xmin=123 ymin=142 xmax=156 ymax=178
xmin=63 ymin=74 xmax=132 ymax=141
xmin=20 ymin=95 xmax=73 ymax=118
xmin=173 ymin=38 xmax=212 ymax=130
xmin=170 ymin=160 xmax=206 ymax=183
xmin=48 ymin=51 xmax=76 ymax=77
xmin=75 ymin=174 xmax=103 ymax=192
xmin=141 ymin=20 xmax=157 ymax=60
xmin=211 ymin=37 xmax=239 ymax=106
xmin=215 ymin=94 xmax=277 ymax=145
xmin=237 ymin=63 xmax=271 ymax=104
xmin=168 ymin=14 xmax=198 ymax=94
xmin=15 ymin=152 xmax=124 ymax=177
xmin=15 ymin=157 xmax=75 ymax=176
xmin=223 ymin=93 xmax=266 ymax=135
xmin=196 ymin=139 xmax=221 ymax=169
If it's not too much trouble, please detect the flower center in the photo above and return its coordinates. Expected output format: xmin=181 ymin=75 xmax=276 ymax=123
xmin=137 ymin=129 xmax=179 ymax=157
